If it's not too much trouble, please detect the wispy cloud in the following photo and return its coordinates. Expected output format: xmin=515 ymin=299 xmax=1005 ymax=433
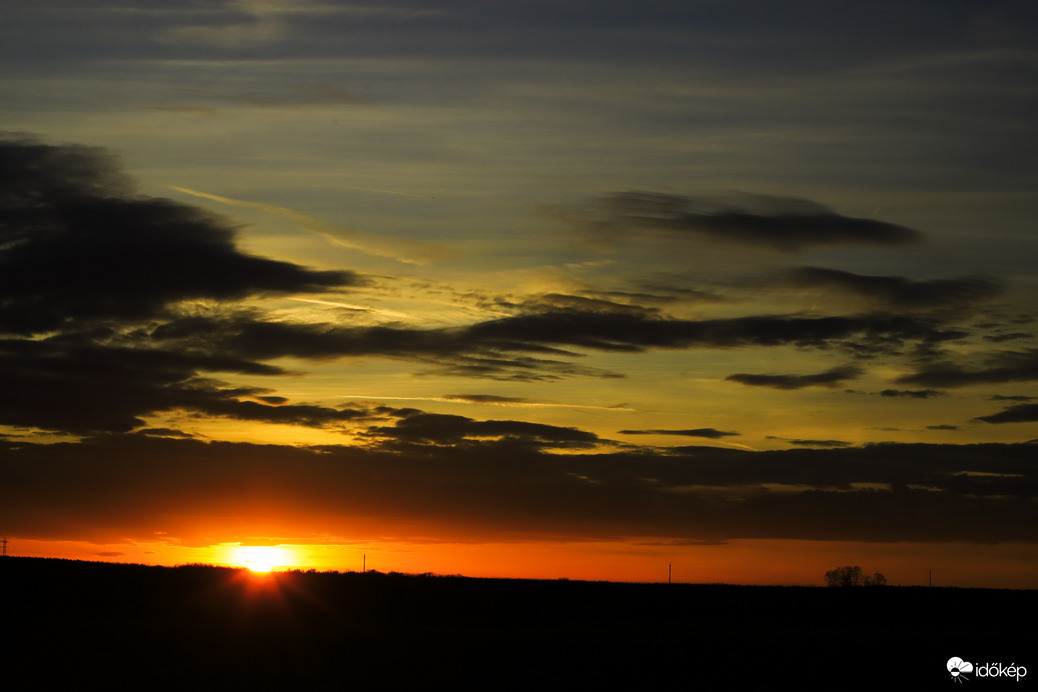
xmin=557 ymin=192 xmax=922 ymax=252
xmin=168 ymin=186 xmax=447 ymax=266
xmin=340 ymin=394 xmax=634 ymax=412
xmin=726 ymin=365 xmax=863 ymax=390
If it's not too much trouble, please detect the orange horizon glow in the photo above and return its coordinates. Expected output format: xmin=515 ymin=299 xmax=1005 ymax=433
xmin=7 ymin=535 xmax=1038 ymax=590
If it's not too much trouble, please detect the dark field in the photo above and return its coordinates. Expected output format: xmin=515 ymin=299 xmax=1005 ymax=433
xmin=4 ymin=557 xmax=1033 ymax=689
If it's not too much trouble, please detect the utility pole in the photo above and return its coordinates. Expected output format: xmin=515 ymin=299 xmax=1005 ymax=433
xmin=668 ymin=562 xmax=672 ymax=584
xmin=1 ymin=536 xmax=7 ymax=558
xmin=363 ymin=553 xmax=366 ymax=573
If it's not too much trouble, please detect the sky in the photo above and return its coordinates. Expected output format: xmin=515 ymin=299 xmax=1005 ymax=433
xmin=2 ymin=0 xmax=1037 ymax=587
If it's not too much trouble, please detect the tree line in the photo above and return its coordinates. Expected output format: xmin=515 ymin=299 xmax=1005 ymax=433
xmin=825 ymin=565 xmax=886 ymax=587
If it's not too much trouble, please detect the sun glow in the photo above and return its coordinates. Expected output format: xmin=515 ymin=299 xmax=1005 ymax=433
xmin=228 ymin=545 xmax=295 ymax=572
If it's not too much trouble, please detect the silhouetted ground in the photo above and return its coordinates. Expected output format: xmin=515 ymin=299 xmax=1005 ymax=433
xmin=3 ymin=557 xmax=1033 ymax=688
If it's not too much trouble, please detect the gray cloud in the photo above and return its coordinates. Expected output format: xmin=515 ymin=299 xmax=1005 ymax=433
xmin=897 ymin=350 xmax=1038 ymax=388
xmin=984 ymin=332 xmax=1033 ymax=343
xmin=726 ymin=365 xmax=863 ymax=390
xmin=975 ymin=403 xmax=1038 ymax=424
xmin=3 ymin=435 xmax=1035 ymax=545
xmin=365 ymin=410 xmax=600 ymax=449
xmin=879 ymin=389 xmax=945 ymax=399
xmin=781 ymin=267 xmax=1002 ymax=310
xmin=144 ymin=308 xmax=967 ymax=387
xmin=0 ymin=138 xmax=364 ymax=434
xmin=785 ymin=439 xmax=854 ymax=448
xmin=0 ymin=137 xmax=357 ymax=336
xmin=619 ymin=428 xmax=740 ymax=439
xmin=442 ymin=394 xmax=531 ymax=405
xmin=569 ymin=192 xmax=921 ymax=252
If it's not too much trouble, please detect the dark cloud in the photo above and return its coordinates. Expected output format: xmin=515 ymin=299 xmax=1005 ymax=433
xmin=879 ymin=389 xmax=945 ymax=399
xmin=0 ymin=137 xmax=358 ymax=335
xmin=0 ymin=336 xmax=284 ymax=434
xmin=136 ymin=428 xmax=195 ymax=439
xmin=367 ymin=410 xmax=599 ymax=449
xmin=3 ymin=435 xmax=1035 ymax=545
xmin=134 ymin=303 xmax=976 ymax=392
xmin=580 ymin=288 xmax=719 ymax=306
xmin=182 ymin=396 xmax=370 ymax=428
xmin=519 ymin=293 xmax=660 ymax=316
xmin=975 ymin=403 xmax=1038 ymax=424
xmin=0 ymin=335 xmax=376 ymax=435
xmin=568 ymin=192 xmax=921 ymax=252
xmin=619 ymin=428 xmax=739 ymax=439
xmin=145 ymin=307 xmax=965 ymax=386
xmin=0 ymin=138 xmax=371 ymax=434
xmin=442 ymin=394 xmax=531 ymax=404
xmin=984 ymin=333 xmax=1033 ymax=343
xmin=781 ymin=267 xmax=1002 ymax=310
xmin=926 ymin=425 xmax=958 ymax=431
xmin=634 ymin=283 xmax=728 ymax=305
xmin=897 ymin=349 xmax=1038 ymax=388
xmin=725 ymin=365 xmax=863 ymax=390
xmin=787 ymin=439 xmax=854 ymax=448
xmin=460 ymin=311 xmax=964 ymax=356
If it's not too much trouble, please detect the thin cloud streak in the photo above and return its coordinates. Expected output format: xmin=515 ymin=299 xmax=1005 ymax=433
xmin=168 ymin=185 xmax=447 ymax=266
xmin=339 ymin=395 xmax=635 ymax=412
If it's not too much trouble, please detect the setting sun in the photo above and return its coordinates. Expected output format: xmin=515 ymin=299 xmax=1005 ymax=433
xmin=228 ymin=545 xmax=295 ymax=573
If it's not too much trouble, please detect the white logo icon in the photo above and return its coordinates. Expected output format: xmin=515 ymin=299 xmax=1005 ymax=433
xmin=948 ymin=657 xmax=973 ymax=683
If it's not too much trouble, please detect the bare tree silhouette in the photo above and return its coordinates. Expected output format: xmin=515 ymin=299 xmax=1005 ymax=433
xmin=825 ymin=565 xmax=886 ymax=587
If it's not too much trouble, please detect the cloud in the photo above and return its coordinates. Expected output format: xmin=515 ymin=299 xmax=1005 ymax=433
xmin=975 ymin=403 xmax=1038 ymax=424
xmin=0 ymin=336 xmax=380 ymax=435
xmin=619 ymin=428 xmax=739 ymax=439
xmin=879 ymin=389 xmax=945 ymax=399
xmin=460 ymin=311 xmax=964 ymax=356
xmin=897 ymin=350 xmax=1038 ymax=388
xmin=136 ymin=428 xmax=196 ymax=439
xmin=142 ymin=305 xmax=967 ymax=386
xmin=563 ymin=192 xmax=922 ymax=252
xmin=0 ymin=137 xmax=373 ymax=434
xmin=364 ymin=410 xmax=601 ymax=449
xmin=785 ymin=439 xmax=854 ymax=448
xmin=3 ymin=435 xmax=1035 ymax=545
xmin=0 ymin=336 xmax=285 ymax=434
xmin=0 ymin=137 xmax=357 ymax=336
xmin=725 ymin=365 xmax=863 ymax=390
xmin=984 ymin=332 xmax=1033 ymax=343
xmin=517 ymin=293 xmax=660 ymax=316
xmin=781 ymin=267 xmax=1002 ymax=310
xmin=442 ymin=394 xmax=532 ymax=405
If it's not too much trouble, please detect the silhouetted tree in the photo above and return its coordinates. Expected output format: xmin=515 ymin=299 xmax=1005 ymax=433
xmin=865 ymin=571 xmax=887 ymax=586
xmin=825 ymin=565 xmax=886 ymax=587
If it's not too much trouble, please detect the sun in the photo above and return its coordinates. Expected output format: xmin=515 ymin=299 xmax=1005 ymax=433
xmin=232 ymin=545 xmax=293 ymax=573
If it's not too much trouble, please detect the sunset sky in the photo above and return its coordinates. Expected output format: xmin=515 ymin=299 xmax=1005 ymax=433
xmin=2 ymin=0 xmax=1037 ymax=587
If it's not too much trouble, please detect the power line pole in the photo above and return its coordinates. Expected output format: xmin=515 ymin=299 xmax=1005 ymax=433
xmin=1 ymin=536 xmax=7 ymax=558
xmin=668 ymin=562 xmax=672 ymax=584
